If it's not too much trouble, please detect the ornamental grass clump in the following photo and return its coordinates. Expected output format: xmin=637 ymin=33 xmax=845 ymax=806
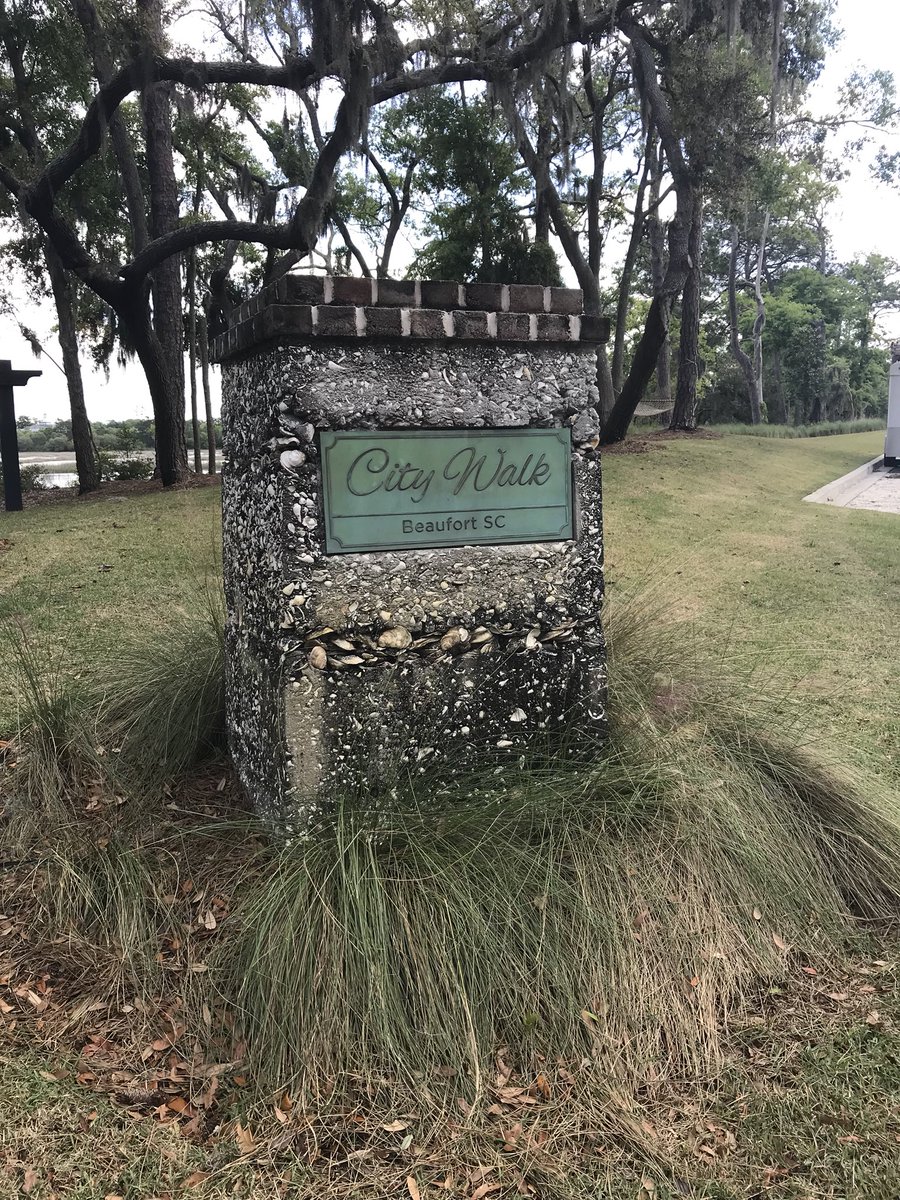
xmin=94 ymin=602 xmax=226 ymax=793
xmin=1 ymin=621 xmax=99 ymax=842
xmin=219 ymin=597 xmax=900 ymax=1100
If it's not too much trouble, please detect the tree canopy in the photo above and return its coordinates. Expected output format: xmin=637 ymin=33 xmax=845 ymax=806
xmin=0 ymin=0 xmax=897 ymax=486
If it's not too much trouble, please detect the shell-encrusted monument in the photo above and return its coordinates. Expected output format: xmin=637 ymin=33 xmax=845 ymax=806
xmin=212 ymin=275 xmax=609 ymax=830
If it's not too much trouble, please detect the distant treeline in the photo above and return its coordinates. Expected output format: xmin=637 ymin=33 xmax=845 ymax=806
xmin=16 ymin=417 xmax=222 ymax=453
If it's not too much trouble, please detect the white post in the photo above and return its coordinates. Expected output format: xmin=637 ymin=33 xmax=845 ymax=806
xmin=887 ymin=352 xmax=900 ymax=465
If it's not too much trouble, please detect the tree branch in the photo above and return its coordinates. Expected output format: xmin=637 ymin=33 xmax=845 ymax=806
xmin=25 ymin=51 xmax=320 ymax=212
xmin=121 ymin=219 xmax=295 ymax=281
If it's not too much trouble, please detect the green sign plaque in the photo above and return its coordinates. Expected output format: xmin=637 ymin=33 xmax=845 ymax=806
xmin=319 ymin=428 xmax=574 ymax=554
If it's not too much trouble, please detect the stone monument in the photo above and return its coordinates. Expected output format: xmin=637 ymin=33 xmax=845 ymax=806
xmin=213 ymin=276 xmax=609 ymax=830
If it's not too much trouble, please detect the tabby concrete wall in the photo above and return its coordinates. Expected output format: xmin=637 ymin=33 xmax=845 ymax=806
xmin=215 ymin=276 xmax=608 ymax=832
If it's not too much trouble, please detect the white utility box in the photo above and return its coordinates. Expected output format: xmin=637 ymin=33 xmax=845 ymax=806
xmin=887 ymin=358 xmax=900 ymax=465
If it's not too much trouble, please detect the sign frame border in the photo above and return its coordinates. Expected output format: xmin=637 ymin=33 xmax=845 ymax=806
xmin=318 ymin=426 xmax=576 ymax=555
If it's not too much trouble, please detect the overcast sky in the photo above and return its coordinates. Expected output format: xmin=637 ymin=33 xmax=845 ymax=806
xmin=3 ymin=0 xmax=899 ymax=427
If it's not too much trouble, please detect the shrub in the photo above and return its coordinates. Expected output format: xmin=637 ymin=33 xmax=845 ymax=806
xmin=18 ymin=463 xmax=46 ymax=491
xmin=709 ymin=418 xmax=884 ymax=438
xmin=98 ymin=450 xmax=155 ymax=482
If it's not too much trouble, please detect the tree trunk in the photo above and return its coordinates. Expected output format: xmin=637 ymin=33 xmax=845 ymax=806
xmin=534 ymin=122 xmax=552 ymax=245
xmin=580 ymin=50 xmax=616 ymax=418
xmin=647 ymin=141 xmax=671 ymax=404
xmin=534 ymin=190 xmax=551 ymax=243
xmin=187 ymin=248 xmax=202 ymax=474
xmin=807 ymin=318 xmax=828 ymax=422
xmin=611 ymin=128 xmax=654 ymax=395
xmin=600 ymin=179 xmax=696 ymax=445
xmin=670 ymin=189 xmax=703 ymax=430
xmin=513 ymin=119 xmax=614 ymax=423
xmin=601 ymin=295 xmax=672 ymax=443
xmin=123 ymin=295 xmax=184 ymax=486
xmin=43 ymin=241 xmax=100 ymax=492
xmin=596 ymin=346 xmax=614 ymax=426
xmin=139 ymin=0 xmax=187 ymax=482
xmin=199 ymin=312 xmax=216 ymax=475
xmin=750 ymin=210 xmax=770 ymax=424
xmin=727 ymin=224 xmax=759 ymax=421
xmin=599 ymin=20 xmax=698 ymax=445
xmin=655 ymin=332 xmax=672 ymax=407
xmin=771 ymin=350 xmax=787 ymax=424
xmin=368 ymin=154 xmax=414 ymax=279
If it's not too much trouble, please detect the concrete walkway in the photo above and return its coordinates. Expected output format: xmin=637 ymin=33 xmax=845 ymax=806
xmin=804 ymin=456 xmax=900 ymax=513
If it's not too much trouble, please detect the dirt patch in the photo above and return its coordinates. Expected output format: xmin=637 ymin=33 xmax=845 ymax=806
xmin=0 ymin=538 xmax=11 ymax=553
xmin=18 ymin=473 xmax=221 ymax=508
xmin=602 ymin=427 xmax=722 ymax=456
xmin=645 ymin=426 xmax=723 ymax=442
xmin=601 ymin=438 xmax=659 ymax=455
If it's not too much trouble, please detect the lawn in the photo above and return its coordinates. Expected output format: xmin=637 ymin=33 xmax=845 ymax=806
xmin=0 ymin=480 xmax=222 ymax=719
xmin=602 ymin=430 xmax=898 ymax=783
xmin=1 ymin=430 xmax=899 ymax=1200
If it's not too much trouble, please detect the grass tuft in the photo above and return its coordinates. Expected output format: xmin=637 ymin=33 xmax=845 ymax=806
xmin=32 ymin=836 xmax=170 ymax=995
xmin=95 ymin=599 xmax=226 ymax=792
xmin=1 ymin=620 xmax=98 ymax=839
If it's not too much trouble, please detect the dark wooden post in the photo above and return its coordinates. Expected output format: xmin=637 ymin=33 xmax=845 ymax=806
xmin=0 ymin=360 xmax=42 ymax=513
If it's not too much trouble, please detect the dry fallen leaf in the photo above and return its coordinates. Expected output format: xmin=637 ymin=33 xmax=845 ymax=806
xmin=827 ymin=992 xmax=849 ymax=1001
xmin=406 ymin=1176 xmax=421 ymax=1200
xmin=235 ymin=1121 xmax=256 ymax=1155
xmin=772 ymin=933 xmax=789 ymax=952
xmin=471 ymin=1185 xmax=502 ymax=1199
xmin=184 ymin=1172 xmax=210 ymax=1188
xmin=22 ymin=1167 xmax=38 ymax=1194
xmin=502 ymin=1120 xmax=523 ymax=1150
xmin=468 ymin=1166 xmax=495 ymax=1185
xmin=381 ymin=1120 xmax=409 ymax=1132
